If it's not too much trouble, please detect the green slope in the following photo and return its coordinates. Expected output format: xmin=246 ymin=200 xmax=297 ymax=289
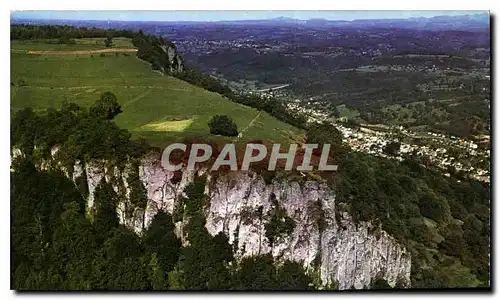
xmin=11 ymin=39 xmax=303 ymax=148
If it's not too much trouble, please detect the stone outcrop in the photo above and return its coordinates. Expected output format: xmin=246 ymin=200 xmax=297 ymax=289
xmin=21 ymin=145 xmax=410 ymax=289
xmin=72 ymin=156 xmax=411 ymax=289
xmin=159 ymin=44 xmax=184 ymax=74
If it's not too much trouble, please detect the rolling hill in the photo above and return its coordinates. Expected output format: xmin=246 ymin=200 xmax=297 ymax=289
xmin=10 ymin=38 xmax=303 ymax=148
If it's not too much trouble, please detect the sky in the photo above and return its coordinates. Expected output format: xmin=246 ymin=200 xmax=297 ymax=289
xmin=10 ymin=10 xmax=486 ymax=22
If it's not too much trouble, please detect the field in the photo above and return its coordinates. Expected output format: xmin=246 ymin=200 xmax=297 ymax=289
xmin=11 ymin=39 xmax=303 ymax=148
xmin=11 ymin=37 xmax=135 ymax=52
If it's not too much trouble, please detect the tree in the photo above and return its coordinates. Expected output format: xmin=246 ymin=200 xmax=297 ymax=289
xmin=276 ymin=261 xmax=313 ymax=290
xmin=212 ymin=232 xmax=234 ymax=263
xmin=11 ymin=163 xmax=87 ymax=290
xmin=143 ymin=212 xmax=181 ymax=275
xmin=127 ymin=163 xmax=148 ymax=213
xmin=178 ymin=220 xmax=234 ymax=290
xmin=104 ymin=35 xmax=113 ymax=47
xmin=148 ymin=253 xmax=167 ymax=290
xmin=47 ymin=202 xmax=96 ymax=290
xmin=183 ymin=176 xmax=208 ymax=216
xmin=264 ymin=205 xmax=296 ymax=247
xmin=208 ymin=115 xmax=238 ymax=137
xmin=419 ymin=190 xmax=451 ymax=223
xmin=90 ymin=92 xmax=122 ymax=120
xmin=91 ymin=226 xmax=149 ymax=289
xmin=237 ymin=255 xmax=278 ymax=290
xmin=11 ymin=107 xmax=40 ymax=155
xmin=92 ymin=181 xmax=120 ymax=239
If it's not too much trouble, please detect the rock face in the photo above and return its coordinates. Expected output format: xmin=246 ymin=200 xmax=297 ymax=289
xmin=159 ymin=44 xmax=184 ymax=74
xmin=18 ymin=144 xmax=410 ymax=289
xmin=205 ymin=173 xmax=411 ymax=289
xmin=73 ymin=157 xmax=412 ymax=289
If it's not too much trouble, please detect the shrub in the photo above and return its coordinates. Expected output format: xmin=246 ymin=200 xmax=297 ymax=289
xmin=264 ymin=199 xmax=296 ymax=246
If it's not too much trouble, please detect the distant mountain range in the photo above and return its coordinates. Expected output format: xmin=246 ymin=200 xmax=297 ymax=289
xmin=212 ymin=13 xmax=490 ymax=31
xmin=11 ymin=13 xmax=490 ymax=31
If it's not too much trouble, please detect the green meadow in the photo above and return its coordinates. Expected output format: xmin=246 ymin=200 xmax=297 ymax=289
xmin=11 ymin=37 xmax=135 ymax=52
xmin=11 ymin=39 xmax=303 ymax=148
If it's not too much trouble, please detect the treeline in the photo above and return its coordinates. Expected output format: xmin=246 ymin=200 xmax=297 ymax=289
xmin=11 ymin=24 xmax=136 ymax=40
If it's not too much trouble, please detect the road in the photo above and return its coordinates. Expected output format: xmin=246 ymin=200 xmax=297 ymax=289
xmin=255 ymin=84 xmax=291 ymax=93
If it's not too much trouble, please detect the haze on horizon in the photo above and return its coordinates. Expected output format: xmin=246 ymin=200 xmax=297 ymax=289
xmin=11 ymin=10 xmax=487 ymax=22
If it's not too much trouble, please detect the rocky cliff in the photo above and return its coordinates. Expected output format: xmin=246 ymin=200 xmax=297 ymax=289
xmin=65 ymin=155 xmax=411 ymax=290
xmin=160 ymin=44 xmax=184 ymax=74
xmin=29 ymin=147 xmax=411 ymax=289
xmin=135 ymin=37 xmax=184 ymax=74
